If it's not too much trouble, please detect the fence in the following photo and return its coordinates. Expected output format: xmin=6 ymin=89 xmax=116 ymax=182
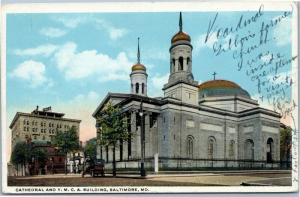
xmin=103 ymin=157 xmax=292 ymax=172
xmin=8 ymin=158 xmax=291 ymax=176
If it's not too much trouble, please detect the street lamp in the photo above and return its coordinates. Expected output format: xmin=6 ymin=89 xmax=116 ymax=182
xmin=139 ymin=99 xmax=146 ymax=177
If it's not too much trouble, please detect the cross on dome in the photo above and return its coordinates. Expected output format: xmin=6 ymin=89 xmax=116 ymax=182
xmin=213 ymin=72 xmax=217 ymax=80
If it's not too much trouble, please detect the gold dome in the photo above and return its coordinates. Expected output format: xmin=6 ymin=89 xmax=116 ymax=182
xmin=198 ymin=80 xmax=240 ymax=91
xmin=132 ymin=63 xmax=146 ymax=71
xmin=171 ymin=31 xmax=191 ymax=43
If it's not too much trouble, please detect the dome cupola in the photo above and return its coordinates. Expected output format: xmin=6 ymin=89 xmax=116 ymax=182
xmin=130 ymin=37 xmax=147 ymax=96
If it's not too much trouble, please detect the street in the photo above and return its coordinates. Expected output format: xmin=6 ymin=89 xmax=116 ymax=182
xmin=8 ymin=170 xmax=292 ymax=187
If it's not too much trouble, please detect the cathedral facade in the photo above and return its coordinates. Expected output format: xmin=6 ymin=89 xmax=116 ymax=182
xmin=93 ymin=13 xmax=281 ymax=170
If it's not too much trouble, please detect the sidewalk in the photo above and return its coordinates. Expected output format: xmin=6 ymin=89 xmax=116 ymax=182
xmin=13 ymin=169 xmax=291 ymax=179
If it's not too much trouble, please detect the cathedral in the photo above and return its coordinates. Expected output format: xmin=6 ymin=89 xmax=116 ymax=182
xmin=93 ymin=13 xmax=281 ymax=170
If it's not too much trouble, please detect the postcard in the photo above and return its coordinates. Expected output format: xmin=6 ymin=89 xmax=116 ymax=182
xmin=1 ymin=1 xmax=298 ymax=194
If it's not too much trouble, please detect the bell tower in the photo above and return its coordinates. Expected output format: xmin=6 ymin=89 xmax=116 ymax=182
xmin=163 ymin=12 xmax=198 ymax=105
xmin=130 ymin=38 xmax=148 ymax=96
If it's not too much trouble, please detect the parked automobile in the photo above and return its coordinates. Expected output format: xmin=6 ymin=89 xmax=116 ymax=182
xmin=82 ymin=159 xmax=105 ymax=177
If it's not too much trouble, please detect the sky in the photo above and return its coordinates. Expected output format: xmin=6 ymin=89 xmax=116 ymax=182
xmin=6 ymin=10 xmax=294 ymax=158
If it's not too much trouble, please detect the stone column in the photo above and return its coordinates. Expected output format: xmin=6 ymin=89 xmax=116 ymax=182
xmin=145 ymin=113 xmax=151 ymax=158
xmin=96 ymin=144 xmax=101 ymax=159
xmin=156 ymin=115 xmax=163 ymax=156
xmin=115 ymin=141 xmax=120 ymax=161
xmin=136 ymin=126 xmax=141 ymax=160
xmin=130 ymin=112 xmax=139 ymax=159
xmin=175 ymin=59 xmax=178 ymax=72
xmin=108 ymin=146 xmax=113 ymax=162
xmin=123 ymin=139 xmax=128 ymax=161
xmin=237 ymin=124 xmax=243 ymax=160
xmin=154 ymin=153 xmax=159 ymax=173
xmin=255 ymin=121 xmax=262 ymax=161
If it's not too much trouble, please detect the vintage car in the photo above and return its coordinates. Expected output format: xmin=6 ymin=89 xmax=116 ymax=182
xmin=82 ymin=159 xmax=105 ymax=177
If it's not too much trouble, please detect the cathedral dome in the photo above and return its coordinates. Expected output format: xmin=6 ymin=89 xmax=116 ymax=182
xmin=132 ymin=63 xmax=146 ymax=71
xmin=198 ymin=80 xmax=251 ymax=98
xmin=171 ymin=31 xmax=191 ymax=43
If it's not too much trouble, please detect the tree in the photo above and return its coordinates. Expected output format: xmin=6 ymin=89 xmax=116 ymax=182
xmin=52 ymin=126 xmax=79 ymax=174
xmin=280 ymin=126 xmax=292 ymax=162
xmin=31 ymin=147 xmax=48 ymax=174
xmin=97 ymin=102 xmax=129 ymax=176
xmin=11 ymin=141 xmax=31 ymax=176
xmin=84 ymin=137 xmax=97 ymax=163
xmin=11 ymin=141 xmax=49 ymax=175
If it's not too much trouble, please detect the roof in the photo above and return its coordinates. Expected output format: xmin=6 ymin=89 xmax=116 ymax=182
xmin=171 ymin=31 xmax=191 ymax=43
xmin=198 ymin=80 xmax=251 ymax=99
xmin=198 ymin=80 xmax=240 ymax=90
xmin=92 ymin=93 xmax=163 ymax=117
xmin=132 ymin=63 xmax=146 ymax=71
xmin=93 ymin=92 xmax=281 ymax=120
xmin=31 ymin=110 xmax=65 ymax=118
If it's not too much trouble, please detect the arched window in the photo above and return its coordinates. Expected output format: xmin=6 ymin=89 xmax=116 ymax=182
xmin=229 ymin=140 xmax=235 ymax=157
xmin=208 ymin=137 xmax=216 ymax=159
xmin=186 ymin=136 xmax=194 ymax=158
xmin=187 ymin=57 xmax=190 ymax=66
xmin=178 ymin=57 xmax=184 ymax=71
xmin=135 ymin=82 xmax=139 ymax=94
xmin=131 ymin=84 xmax=133 ymax=92
xmin=142 ymin=83 xmax=145 ymax=94
xmin=244 ymin=139 xmax=254 ymax=160
xmin=267 ymin=138 xmax=274 ymax=163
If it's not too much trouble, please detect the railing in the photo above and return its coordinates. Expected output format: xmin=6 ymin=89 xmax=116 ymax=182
xmin=102 ymin=157 xmax=292 ymax=171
